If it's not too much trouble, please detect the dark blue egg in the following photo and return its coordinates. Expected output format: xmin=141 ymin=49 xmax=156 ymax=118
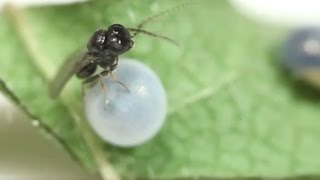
xmin=281 ymin=27 xmax=320 ymax=87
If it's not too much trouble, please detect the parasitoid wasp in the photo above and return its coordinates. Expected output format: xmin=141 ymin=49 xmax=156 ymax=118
xmin=49 ymin=1 xmax=195 ymax=99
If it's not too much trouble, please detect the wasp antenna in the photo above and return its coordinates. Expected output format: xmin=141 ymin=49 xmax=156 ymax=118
xmin=127 ymin=28 xmax=180 ymax=47
xmin=133 ymin=0 xmax=199 ymax=36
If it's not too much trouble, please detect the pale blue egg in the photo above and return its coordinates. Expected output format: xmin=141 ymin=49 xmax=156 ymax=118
xmin=84 ymin=59 xmax=167 ymax=147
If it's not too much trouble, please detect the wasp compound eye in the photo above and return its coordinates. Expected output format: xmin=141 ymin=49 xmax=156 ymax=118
xmin=281 ymin=27 xmax=320 ymax=88
xmin=84 ymin=59 xmax=167 ymax=147
xmin=106 ymin=24 xmax=133 ymax=55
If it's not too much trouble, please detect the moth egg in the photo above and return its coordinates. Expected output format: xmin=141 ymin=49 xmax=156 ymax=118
xmin=84 ymin=59 xmax=167 ymax=147
xmin=281 ymin=27 xmax=320 ymax=88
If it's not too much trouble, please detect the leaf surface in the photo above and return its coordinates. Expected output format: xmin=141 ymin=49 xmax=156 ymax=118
xmin=1 ymin=0 xmax=320 ymax=179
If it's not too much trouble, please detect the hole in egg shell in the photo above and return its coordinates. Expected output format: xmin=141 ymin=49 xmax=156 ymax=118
xmin=84 ymin=59 xmax=167 ymax=147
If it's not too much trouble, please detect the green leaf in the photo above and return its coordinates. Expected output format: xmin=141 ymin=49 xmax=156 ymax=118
xmin=1 ymin=0 xmax=320 ymax=179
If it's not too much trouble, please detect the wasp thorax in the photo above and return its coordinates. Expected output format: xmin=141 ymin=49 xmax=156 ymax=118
xmin=87 ymin=29 xmax=107 ymax=54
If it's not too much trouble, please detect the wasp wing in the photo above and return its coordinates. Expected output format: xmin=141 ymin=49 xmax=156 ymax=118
xmin=49 ymin=48 xmax=93 ymax=98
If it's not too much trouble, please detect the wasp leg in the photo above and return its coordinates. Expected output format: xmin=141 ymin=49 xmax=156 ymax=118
xmin=98 ymin=74 xmax=109 ymax=110
xmin=83 ymin=70 xmax=110 ymax=110
xmin=82 ymin=69 xmax=108 ymax=85
xmin=110 ymin=72 xmax=130 ymax=93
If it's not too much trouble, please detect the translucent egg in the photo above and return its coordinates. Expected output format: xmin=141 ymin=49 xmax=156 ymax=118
xmin=281 ymin=27 xmax=320 ymax=87
xmin=84 ymin=59 xmax=167 ymax=147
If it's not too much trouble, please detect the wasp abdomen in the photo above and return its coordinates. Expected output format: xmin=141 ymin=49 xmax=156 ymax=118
xmin=77 ymin=63 xmax=97 ymax=79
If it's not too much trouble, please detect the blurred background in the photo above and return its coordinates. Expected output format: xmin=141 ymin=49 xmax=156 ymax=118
xmin=0 ymin=0 xmax=320 ymax=179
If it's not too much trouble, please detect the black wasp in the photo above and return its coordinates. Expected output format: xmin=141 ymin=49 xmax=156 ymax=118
xmin=49 ymin=2 xmax=193 ymax=98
